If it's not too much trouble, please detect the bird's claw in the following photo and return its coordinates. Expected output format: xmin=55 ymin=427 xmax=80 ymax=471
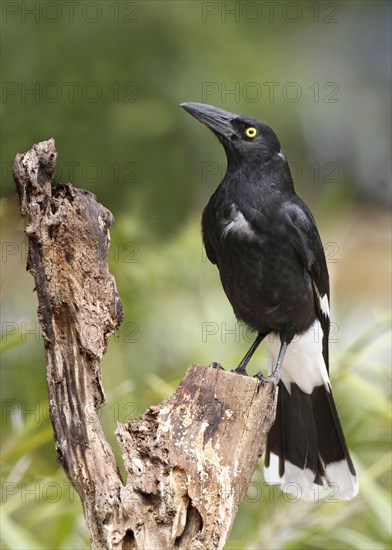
xmin=254 ymin=372 xmax=279 ymax=396
xmin=231 ymin=365 xmax=248 ymax=376
xmin=254 ymin=371 xmax=266 ymax=384
xmin=209 ymin=362 xmax=224 ymax=370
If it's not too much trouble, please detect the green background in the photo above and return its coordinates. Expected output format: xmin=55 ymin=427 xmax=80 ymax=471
xmin=1 ymin=1 xmax=391 ymax=548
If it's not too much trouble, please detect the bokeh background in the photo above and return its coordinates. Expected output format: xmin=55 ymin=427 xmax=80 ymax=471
xmin=1 ymin=1 xmax=391 ymax=548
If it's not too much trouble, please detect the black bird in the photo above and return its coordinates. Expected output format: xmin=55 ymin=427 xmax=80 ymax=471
xmin=181 ymin=102 xmax=358 ymax=500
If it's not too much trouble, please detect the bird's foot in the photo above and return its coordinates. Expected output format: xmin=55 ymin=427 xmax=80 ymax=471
xmin=254 ymin=371 xmax=279 ymax=396
xmin=208 ymin=362 xmax=224 ymax=370
xmin=232 ymin=365 xmax=248 ymax=376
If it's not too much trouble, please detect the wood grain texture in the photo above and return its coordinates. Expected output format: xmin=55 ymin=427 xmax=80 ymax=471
xmin=14 ymin=139 xmax=277 ymax=549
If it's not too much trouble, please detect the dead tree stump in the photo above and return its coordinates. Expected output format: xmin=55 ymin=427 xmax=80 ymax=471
xmin=13 ymin=139 xmax=277 ymax=550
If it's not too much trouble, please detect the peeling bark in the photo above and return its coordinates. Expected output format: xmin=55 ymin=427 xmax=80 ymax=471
xmin=14 ymin=139 xmax=277 ymax=549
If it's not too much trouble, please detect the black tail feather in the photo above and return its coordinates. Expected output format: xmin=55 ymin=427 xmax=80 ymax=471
xmin=265 ymin=381 xmax=358 ymax=499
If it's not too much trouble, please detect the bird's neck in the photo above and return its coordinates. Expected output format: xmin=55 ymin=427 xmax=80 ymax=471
xmin=225 ymin=156 xmax=295 ymax=195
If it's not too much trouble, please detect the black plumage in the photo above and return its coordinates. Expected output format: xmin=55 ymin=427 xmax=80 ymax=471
xmin=181 ymin=102 xmax=358 ymax=500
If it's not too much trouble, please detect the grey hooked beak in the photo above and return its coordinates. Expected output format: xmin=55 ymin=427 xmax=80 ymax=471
xmin=180 ymin=102 xmax=238 ymax=139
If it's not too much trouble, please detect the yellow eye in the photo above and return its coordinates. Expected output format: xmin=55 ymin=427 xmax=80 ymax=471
xmin=245 ymin=127 xmax=257 ymax=138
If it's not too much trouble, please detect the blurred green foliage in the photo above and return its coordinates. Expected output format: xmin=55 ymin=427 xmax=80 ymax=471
xmin=1 ymin=1 xmax=391 ymax=549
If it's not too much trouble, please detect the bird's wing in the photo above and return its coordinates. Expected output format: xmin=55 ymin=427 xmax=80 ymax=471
xmin=201 ymin=203 xmax=218 ymax=265
xmin=202 ymin=232 xmax=218 ymax=265
xmin=265 ymin=200 xmax=358 ymax=499
xmin=279 ymin=198 xmax=330 ymax=370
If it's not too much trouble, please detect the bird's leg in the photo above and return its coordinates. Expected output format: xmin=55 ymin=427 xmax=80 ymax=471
xmin=232 ymin=332 xmax=266 ymax=376
xmin=254 ymin=336 xmax=289 ymax=391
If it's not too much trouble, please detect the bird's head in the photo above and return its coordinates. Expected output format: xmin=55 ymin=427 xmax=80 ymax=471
xmin=180 ymin=102 xmax=285 ymax=170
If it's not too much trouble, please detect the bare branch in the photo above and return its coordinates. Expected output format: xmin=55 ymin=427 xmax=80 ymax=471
xmin=14 ymin=140 xmax=277 ymax=549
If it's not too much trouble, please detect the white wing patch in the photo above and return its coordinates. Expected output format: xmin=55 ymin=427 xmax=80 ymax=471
xmin=222 ymin=204 xmax=257 ymax=240
xmin=313 ymin=282 xmax=330 ymax=317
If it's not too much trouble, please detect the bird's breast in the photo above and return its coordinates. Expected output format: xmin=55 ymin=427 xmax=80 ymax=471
xmin=203 ymin=201 xmax=315 ymax=333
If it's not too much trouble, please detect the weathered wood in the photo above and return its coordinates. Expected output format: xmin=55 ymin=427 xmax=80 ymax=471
xmin=14 ymin=139 xmax=277 ymax=550
xmin=117 ymin=365 xmax=277 ymax=549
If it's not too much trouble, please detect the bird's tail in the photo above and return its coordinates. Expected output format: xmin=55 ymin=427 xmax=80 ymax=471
xmin=264 ymin=378 xmax=358 ymax=501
